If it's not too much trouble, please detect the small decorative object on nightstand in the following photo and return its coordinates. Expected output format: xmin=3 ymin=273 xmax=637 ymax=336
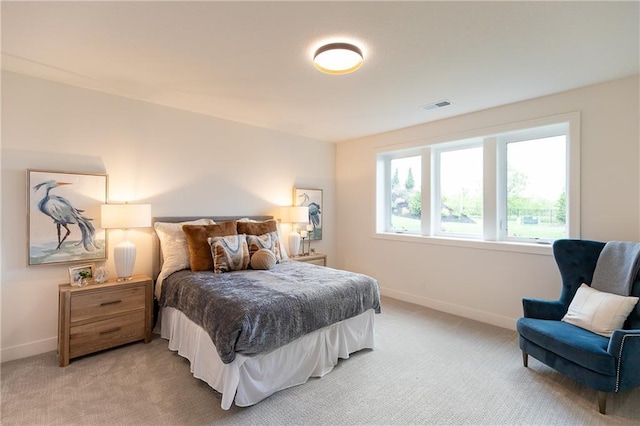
xmin=68 ymin=263 xmax=95 ymax=287
xmin=292 ymin=253 xmax=327 ymax=266
xmin=57 ymin=275 xmax=153 ymax=367
xmin=78 ymin=270 xmax=91 ymax=286
xmin=94 ymin=266 xmax=109 ymax=283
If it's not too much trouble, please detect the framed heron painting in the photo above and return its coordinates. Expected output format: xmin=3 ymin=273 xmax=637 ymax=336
xmin=294 ymin=187 xmax=322 ymax=240
xmin=27 ymin=170 xmax=108 ymax=266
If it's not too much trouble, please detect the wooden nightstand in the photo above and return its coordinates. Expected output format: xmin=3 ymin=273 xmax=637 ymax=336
xmin=57 ymin=275 xmax=153 ymax=367
xmin=292 ymin=253 xmax=327 ymax=266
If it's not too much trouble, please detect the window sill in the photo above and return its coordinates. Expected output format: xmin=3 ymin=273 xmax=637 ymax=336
xmin=373 ymin=232 xmax=554 ymax=256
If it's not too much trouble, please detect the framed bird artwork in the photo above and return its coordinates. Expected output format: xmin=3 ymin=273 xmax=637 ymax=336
xmin=294 ymin=187 xmax=322 ymax=240
xmin=27 ymin=169 xmax=108 ymax=266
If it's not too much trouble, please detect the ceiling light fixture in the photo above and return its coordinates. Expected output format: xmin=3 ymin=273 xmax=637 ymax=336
xmin=313 ymin=42 xmax=363 ymax=75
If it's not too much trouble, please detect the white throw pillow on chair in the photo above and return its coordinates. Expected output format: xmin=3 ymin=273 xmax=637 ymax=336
xmin=562 ymin=283 xmax=639 ymax=337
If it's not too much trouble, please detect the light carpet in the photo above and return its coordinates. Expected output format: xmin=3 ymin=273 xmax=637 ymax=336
xmin=2 ymin=297 xmax=639 ymax=425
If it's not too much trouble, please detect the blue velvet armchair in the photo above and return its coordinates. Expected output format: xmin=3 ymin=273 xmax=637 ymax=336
xmin=516 ymin=239 xmax=640 ymax=414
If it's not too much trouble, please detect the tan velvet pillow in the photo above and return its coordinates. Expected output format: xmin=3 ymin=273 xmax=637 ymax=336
xmin=183 ymin=221 xmax=237 ymax=271
xmin=237 ymin=219 xmax=278 ymax=236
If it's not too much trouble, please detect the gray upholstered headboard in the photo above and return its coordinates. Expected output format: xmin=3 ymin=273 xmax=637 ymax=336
xmin=151 ymin=215 xmax=273 ymax=280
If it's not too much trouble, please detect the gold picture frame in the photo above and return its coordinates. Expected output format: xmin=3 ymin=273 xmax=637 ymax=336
xmin=28 ymin=169 xmax=108 ymax=265
xmin=293 ymin=187 xmax=323 ymax=240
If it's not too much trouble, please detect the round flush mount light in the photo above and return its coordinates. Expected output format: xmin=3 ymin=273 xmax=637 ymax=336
xmin=313 ymin=42 xmax=363 ymax=75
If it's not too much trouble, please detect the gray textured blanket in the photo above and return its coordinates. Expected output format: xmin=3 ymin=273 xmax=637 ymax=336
xmin=591 ymin=241 xmax=640 ymax=296
xmin=159 ymin=260 xmax=381 ymax=364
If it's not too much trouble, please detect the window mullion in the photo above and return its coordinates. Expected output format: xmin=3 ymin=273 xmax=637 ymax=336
xmin=431 ymin=149 xmax=441 ymax=236
xmin=421 ymin=148 xmax=431 ymax=235
xmin=567 ymin=115 xmax=581 ymax=238
xmin=483 ymin=137 xmax=498 ymax=240
xmin=495 ymin=139 xmax=507 ymax=240
xmin=376 ymin=155 xmax=389 ymax=233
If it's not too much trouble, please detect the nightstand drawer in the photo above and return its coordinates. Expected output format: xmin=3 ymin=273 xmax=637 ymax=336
xmin=292 ymin=253 xmax=327 ymax=266
xmin=71 ymin=286 xmax=146 ymax=323
xmin=69 ymin=311 xmax=145 ymax=359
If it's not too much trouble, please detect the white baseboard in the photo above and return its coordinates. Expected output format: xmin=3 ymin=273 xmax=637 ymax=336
xmin=1 ymin=337 xmax=57 ymax=363
xmin=380 ymin=287 xmax=517 ymax=331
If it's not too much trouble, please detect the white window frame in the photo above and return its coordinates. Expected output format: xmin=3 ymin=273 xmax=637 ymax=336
xmin=496 ymin=122 xmax=572 ymax=244
xmin=376 ymin=148 xmax=423 ymax=234
xmin=374 ymin=112 xmax=580 ymax=253
xmin=431 ymin=139 xmax=484 ymax=240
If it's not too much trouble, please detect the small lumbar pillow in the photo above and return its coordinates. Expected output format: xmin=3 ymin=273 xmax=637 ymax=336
xmin=251 ymin=248 xmax=276 ymax=270
xmin=562 ymin=283 xmax=639 ymax=337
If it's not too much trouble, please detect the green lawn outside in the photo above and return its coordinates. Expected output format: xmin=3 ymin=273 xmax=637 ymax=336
xmin=391 ymin=215 xmax=566 ymax=239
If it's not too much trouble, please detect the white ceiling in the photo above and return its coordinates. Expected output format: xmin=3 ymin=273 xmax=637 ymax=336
xmin=2 ymin=1 xmax=638 ymax=143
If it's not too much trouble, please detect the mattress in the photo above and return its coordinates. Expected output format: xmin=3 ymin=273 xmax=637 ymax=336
xmin=159 ymin=306 xmax=376 ymax=409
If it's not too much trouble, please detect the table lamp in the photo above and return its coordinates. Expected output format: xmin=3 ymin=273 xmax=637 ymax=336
xmin=101 ymin=203 xmax=151 ymax=281
xmin=280 ymin=206 xmax=309 ymax=256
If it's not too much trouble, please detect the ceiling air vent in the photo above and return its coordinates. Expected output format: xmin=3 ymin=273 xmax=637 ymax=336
xmin=420 ymin=100 xmax=452 ymax=111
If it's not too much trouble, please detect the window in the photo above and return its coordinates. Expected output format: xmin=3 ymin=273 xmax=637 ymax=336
xmin=376 ymin=113 xmax=579 ymax=245
xmin=388 ymin=155 xmax=421 ymax=233
xmin=503 ymin=133 xmax=567 ymax=242
xmin=435 ymin=144 xmax=483 ymax=238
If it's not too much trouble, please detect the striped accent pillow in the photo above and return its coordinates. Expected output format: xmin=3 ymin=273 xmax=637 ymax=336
xmin=208 ymin=234 xmax=250 ymax=273
xmin=247 ymin=232 xmax=281 ymax=263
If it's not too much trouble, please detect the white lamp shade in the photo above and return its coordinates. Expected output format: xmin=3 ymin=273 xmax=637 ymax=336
xmin=114 ymin=239 xmax=136 ymax=280
xmin=101 ymin=204 xmax=151 ymax=229
xmin=280 ymin=206 xmax=309 ymax=224
xmin=292 ymin=206 xmax=309 ymax=223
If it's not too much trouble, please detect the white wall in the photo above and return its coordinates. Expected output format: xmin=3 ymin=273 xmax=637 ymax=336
xmin=1 ymin=71 xmax=336 ymax=361
xmin=3 ymin=72 xmax=638 ymax=362
xmin=336 ymin=75 xmax=640 ymax=329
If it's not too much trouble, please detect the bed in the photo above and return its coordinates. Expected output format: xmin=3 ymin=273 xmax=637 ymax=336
xmin=152 ymin=216 xmax=381 ymax=409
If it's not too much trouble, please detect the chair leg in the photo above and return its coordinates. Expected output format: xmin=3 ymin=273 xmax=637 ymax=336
xmin=522 ymin=350 xmax=528 ymax=367
xmin=597 ymin=391 xmax=607 ymax=414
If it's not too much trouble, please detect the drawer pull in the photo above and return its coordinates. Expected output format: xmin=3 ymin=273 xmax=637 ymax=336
xmin=100 ymin=300 xmax=122 ymax=306
xmin=99 ymin=327 xmax=121 ymax=335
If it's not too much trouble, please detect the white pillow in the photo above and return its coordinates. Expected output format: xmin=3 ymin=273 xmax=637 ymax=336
xmin=154 ymin=218 xmax=214 ymax=285
xmin=276 ymin=221 xmax=289 ymax=260
xmin=562 ymin=284 xmax=639 ymax=337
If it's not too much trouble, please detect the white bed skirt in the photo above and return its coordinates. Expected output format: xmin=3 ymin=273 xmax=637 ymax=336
xmin=158 ymin=306 xmax=376 ymax=409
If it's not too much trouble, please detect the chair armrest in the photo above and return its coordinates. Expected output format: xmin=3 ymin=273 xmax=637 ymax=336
xmin=522 ymin=298 xmax=566 ymax=320
xmin=607 ymin=329 xmax=640 ymax=392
